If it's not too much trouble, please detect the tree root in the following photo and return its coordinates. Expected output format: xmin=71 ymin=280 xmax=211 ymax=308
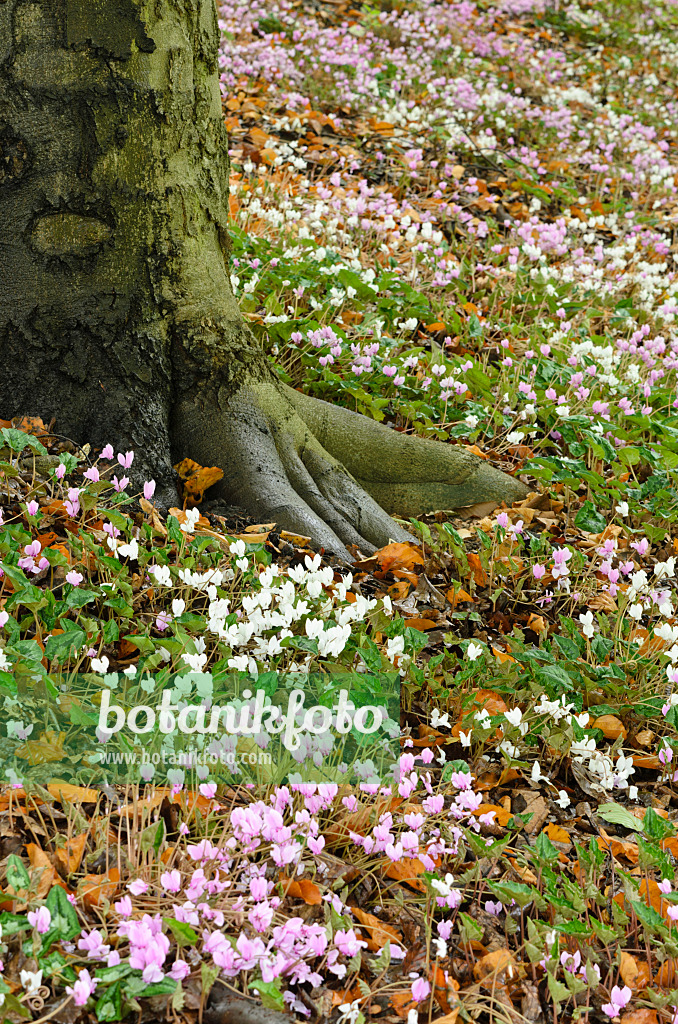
xmin=173 ymin=379 xmax=529 ymax=560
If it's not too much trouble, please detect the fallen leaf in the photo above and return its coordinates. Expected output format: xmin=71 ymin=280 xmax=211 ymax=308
xmin=15 ymin=731 xmax=66 ymax=765
xmin=526 ymin=613 xmax=546 ymax=633
xmin=80 ymin=868 xmax=120 ymax=908
xmin=466 ymin=552 xmax=487 ymax=586
xmin=25 ymin=844 xmax=57 ymax=898
xmin=451 ymin=689 xmax=507 ymax=739
xmin=473 ymin=949 xmax=516 ymax=983
xmin=374 ymin=542 xmax=424 ymax=574
xmin=543 ymin=823 xmax=571 ymax=846
xmin=390 ymin=992 xmax=417 ymax=1019
xmin=173 ymin=458 xmax=224 ymax=504
xmin=403 ymin=616 xmax=438 ymax=631
xmin=55 ymin=834 xmax=89 ymax=876
xmin=620 ymin=1011 xmax=658 ymax=1024
xmin=47 ymin=783 xmax=100 ymax=804
xmin=351 ymin=907 xmax=402 ymax=951
xmin=472 ymin=803 xmax=512 ymax=827
xmin=279 ymin=877 xmax=322 ymax=905
xmin=592 ymin=715 xmax=627 ymax=740
xmin=619 ymin=951 xmax=651 ymax=991
xmin=383 ymin=857 xmax=428 ymax=893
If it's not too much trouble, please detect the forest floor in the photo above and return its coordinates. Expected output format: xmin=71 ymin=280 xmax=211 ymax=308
xmin=1 ymin=0 xmax=678 ymax=1022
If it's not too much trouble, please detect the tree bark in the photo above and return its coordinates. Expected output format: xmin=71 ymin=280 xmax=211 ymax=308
xmin=0 ymin=0 xmax=528 ymax=558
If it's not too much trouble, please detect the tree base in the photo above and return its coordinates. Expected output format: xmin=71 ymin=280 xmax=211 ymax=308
xmin=173 ymin=378 xmax=529 ymax=559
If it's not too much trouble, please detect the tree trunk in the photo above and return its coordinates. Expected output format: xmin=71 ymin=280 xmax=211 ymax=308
xmin=0 ymin=0 xmax=528 ymax=558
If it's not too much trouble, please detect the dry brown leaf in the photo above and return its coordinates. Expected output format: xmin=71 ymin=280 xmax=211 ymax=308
xmin=351 ymin=907 xmax=402 ymax=951
xmin=466 ymin=552 xmax=487 ymax=586
xmin=168 ymin=507 xmax=212 ymax=532
xmin=25 ymin=844 xmax=57 ymax=898
xmin=374 ymin=542 xmax=424 ymax=574
xmin=619 ymin=951 xmax=652 ymax=991
xmin=403 ymin=616 xmax=438 ymax=631
xmin=597 ymin=829 xmax=639 ymax=865
xmin=592 ymin=715 xmax=627 ymax=740
xmin=526 ymin=613 xmax=546 ymax=633
xmin=390 ymin=992 xmax=417 ymax=1019
xmin=383 ymin=857 xmax=428 ymax=893
xmin=279 ymin=877 xmax=322 ymax=905
xmin=543 ymin=823 xmax=571 ymax=847
xmin=15 ymin=731 xmax=66 ymax=765
xmin=446 ymin=587 xmax=475 ymax=607
xmin=173 ymin=458 xmax=224 ymax=504
xmin=80 ymin=867 xmax=120 ymax=908
xmin=473 ymin=949 xmax=516 ymax=983
xmin=55 ymin=834 xmax=89 ymax=876
xmin=47 ymin=783 xmax=100 ymax=804
xmin=620 ymin=1011 xmax=658 ymax=1024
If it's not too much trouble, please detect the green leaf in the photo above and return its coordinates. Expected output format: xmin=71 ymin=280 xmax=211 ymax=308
xmin=574 ymin=500 xmax=606 ymax=533
xmin=123 ymin=976 xmax=177 ymax=998
xmin=44 ymin=627 xmax=86 ymax=662
xmin=630 ymin=898 xmax=667 ymax=933
xmin=249 ymin=979 xmax=286 ymax=1012
xmin=96 ymin=981 xmax=123 ymax=1021
xmin=46 ymin=881 xmax=81 ymax=939
xmin=0 ymin=428 xmax=47 ymax=456
xmin=164 ymin=918 xmax=198 ymax=947
xmin=0 ymin=911 xmax=31 ymax=936
xmin=597 ymin=804 xmax=644 ymax=833
xmin=5 ymin=855 xmax=30 ymax=893
xmin=200 ymin=963 xmax=220 ymax=1002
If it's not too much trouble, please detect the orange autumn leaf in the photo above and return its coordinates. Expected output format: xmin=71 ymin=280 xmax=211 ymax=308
xmin=473 ymin=949 xmax=516 ymax=983
xmin=383 ymin=856 xmax=428 ymax=893
xmin=55 ymin=834 xmax=89 ymax=876
xmin=25 ymin=844 xmax=58 ymax=898
xmin=543 ymin=823 xmax=571 ymax=846
xmin=351 ymin=907 xmax=402 ymax=951
xmin=592 ymin=715 xmax=627 ymax=740
xmin=16 ymin=416 xmax=50 ymax=437
xmin=80 ymin=868 xmax=120 ymax=908
xmin=390 ymin=991 xmax=417 ymax=1019
xmin=655 ymin=958 xmax=678 ymax=988
xmin=279 ymin=877 xmax=322 ymax=905
xmin=472 ymin=803 xmax=511 ymax=827
xmin=172 ymin=457 xmax=224 ymax=505
xmin=403 ymin=616 xmax=438 ymax=631
xmin=374 ymin=542 xmax=424 ymax=574
xmin=619 ymin=951 xmax=652 ymax=991
xmin=492 ymin=645 xmax=516 ymax=664
xmin=466 ymin=552 xmax=487 ymax=586
xmin=446 ymin=587 xmax=475 ymax=607
xmin=620 ymin=1011 xmax=658 ymax=1024
xmin=47 ymin=783 xmax=100 ymax=804
xmin=451 ymin=689 xmax=507 ymax=738
xmin=15 ymin=730 xmax=66 ymax=765
xmin=526 ymin=613 xmax=546 ymax=633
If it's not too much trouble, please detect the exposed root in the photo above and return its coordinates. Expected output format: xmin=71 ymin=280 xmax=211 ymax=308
xmin=173 ymin=379 xmax=529 ymax=560
xmin=285 ymin=386 xmax=530 ymax=516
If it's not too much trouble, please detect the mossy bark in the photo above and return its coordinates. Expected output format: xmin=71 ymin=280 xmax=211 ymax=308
xmin=0 ymin=0 xmax=263 ymax=502
xmin=0 ymin=0 xmax=529 ymax=558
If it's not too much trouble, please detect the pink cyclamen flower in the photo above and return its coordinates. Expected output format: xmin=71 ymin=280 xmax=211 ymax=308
xmin=143 ymin=480 xmax=156 ymax=500
xmin=26 ymin=500 xmax=39 ymax=516
xmin=199 ymin=783 xmax=217 ymax=800
xmin=659 ymin=879 xmax=672 ymax=895
xmin=66 ymin=969 xmax=97 ymax=1006
xmin=66 ymin=570 xmax=83 ymax=587
xmin=495 ymin=512 xmax=509 ymax=529
xmin=128 ymin=879 xmax=149 ymax=896
xmin=101 ymin=444 xmax=114 ymax=459
xmin=55 ymin=463 xmax=67 ymax=480
xmin=114 ymin=896 xmax=133 ymax=917
xmin=112 ymin=475 xmax=129 ymax=492
xmin=28 ymin=907 xmax=51 ymax=933
xmin=117 ymin=451 xmax=134 ymax=469
xmin=411 ymin=978 xmax=431 ymax=1003
xmin=83 ymin=467 xmax=100 ymax=483
xmin=485 ymin=901 xmax=503 ymax=915
xmin=601 ymin=985 xmax=632 ymax=1019
xmin=533 ymin=564 xmax=546 ymax=579
xmin=0 ymin=611 xmax=8 ymax=629
xmin=160 ymin=870 xmax=182 ymax=894
xmin=170 ymin=960 xmax=191 ymax=981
